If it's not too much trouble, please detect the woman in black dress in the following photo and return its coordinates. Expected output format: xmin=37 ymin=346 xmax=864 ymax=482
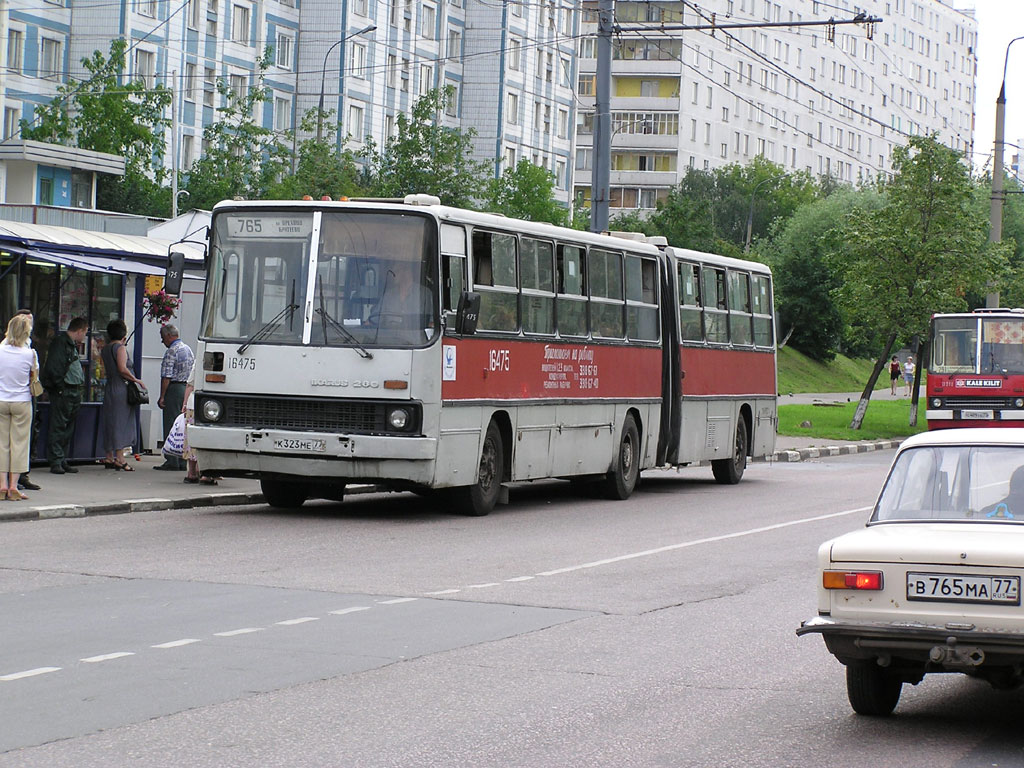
xmin=100 ymin=319 xmax=145 ymax=470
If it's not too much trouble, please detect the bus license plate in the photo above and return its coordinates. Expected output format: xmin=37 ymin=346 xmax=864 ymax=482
xmin=273 ymin=438 xmax=327 ymax=452
xmin=907 ymin=572 xmax=1020 ymax=605
xmin=961 ymin=409 xmax=994 ymax=419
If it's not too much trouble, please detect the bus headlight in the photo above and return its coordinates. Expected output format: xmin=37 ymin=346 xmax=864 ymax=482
xmin=202 ymin=399 xmax=224 ymax=422
xmin=387 ymin=407 xmax=409 ymax=430
xmin=931 ymin=398 xmax=942 ymax=408
xmin=1016 ymin=398 xmax=1024 ymax=409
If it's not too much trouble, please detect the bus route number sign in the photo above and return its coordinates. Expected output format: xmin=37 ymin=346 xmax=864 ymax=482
xmin=225 ymin=215 xmax=312 ymax=239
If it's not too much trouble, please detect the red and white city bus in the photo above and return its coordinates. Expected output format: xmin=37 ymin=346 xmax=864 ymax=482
xmin=927 ymin=309 xmax=1024 ymax=429
xmin=188 ymin=195 xmax=776 ymax=515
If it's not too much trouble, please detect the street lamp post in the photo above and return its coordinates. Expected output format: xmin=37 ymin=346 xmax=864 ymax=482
xmin=317 ymin=23 xmax=376 ymax=143
xmin=744 ymin=176 xmax=780 ymax=253
xmin=987 ymin=35 xmax=1023 ymax=307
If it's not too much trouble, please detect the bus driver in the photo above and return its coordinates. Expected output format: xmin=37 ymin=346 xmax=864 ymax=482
xmin=373 ymin=261 xmax=433 ymax=335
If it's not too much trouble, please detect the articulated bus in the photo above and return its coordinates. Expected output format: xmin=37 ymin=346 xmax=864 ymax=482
xmin=927 ymin=309 xmax=1024 ymax=429
xmin=189 ymin=195 xmax=776 ymax=515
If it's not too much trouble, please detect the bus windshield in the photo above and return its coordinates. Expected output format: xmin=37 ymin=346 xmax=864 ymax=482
xmin=204 ymin=209 xmax=438 ymax=348
xmin=930 ymin=316 xmax=977 ymax=374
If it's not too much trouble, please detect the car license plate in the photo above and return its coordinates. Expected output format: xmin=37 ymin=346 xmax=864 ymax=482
xmin=906 ymin=572 xmax=1020 ymax=605
xmin=272 ymin=438 xmax=327 ymax=452
xmin=961 ymin=409 xmax=994 ymax=419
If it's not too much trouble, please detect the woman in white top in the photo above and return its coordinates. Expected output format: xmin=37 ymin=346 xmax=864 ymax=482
xmin=0 ymin=314 xmax=37 ymax=499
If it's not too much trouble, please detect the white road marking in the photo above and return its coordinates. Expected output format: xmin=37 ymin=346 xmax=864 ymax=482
xmin=0 ymin=667 xmax=61 ymax=681
xmin=276 ymin=617 xmax=319 ymax=626
xmin=213 ymin=627 xmax=263 ymax=637
xmin=151 ymin=639 xmax=201 ymax=649
xmin=504 ymin=576 xmax=534 ymax=582
xmin=329 ymin=606 xmax=371 ymax=615
xmin=467 ymin=583 xmax=500 ymax=589
xmin=424 ymin=589 xmax=461 ymax=595
xmin=536 ymin=507 xmax=870 ymax=577
xmin=378 ymin=598 xmax=418 ymax=604
xmin=80 ymin=652 xmax=135 ymax=663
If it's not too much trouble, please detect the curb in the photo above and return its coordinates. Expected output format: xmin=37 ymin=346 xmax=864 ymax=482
xmin=756 ymin=439 xmax=903 ymax=464
xmin=0 ymin=483 xmax=384 ymax=524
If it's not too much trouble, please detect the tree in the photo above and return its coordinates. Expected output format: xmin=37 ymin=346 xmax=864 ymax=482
xmin=265 ymin=110 xmax=364 ymax=200
xmin=361 ymin=89 xmax=488 ymax=207
xmin=485 ymin=159 xmax=568 ymax=225
xmin=644 ymin=179 xmax=716 ymax=251
xmin=839 ymin=135 xmax=1010 ymax=428
xmin=182 ymin=50 xmax=291 ymax=210
xmin=22 ymin=39 xmax=172 ymax=215
xmin=767 ymin=189 xmax=876 ymax=361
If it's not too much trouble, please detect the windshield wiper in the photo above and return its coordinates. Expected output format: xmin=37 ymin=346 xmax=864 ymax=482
xmin=237 ymin=303 xmax=299 ymax=354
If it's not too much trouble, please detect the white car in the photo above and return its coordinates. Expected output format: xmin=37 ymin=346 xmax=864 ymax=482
xmin=797 ymin=428 xmax=1024 ymax=716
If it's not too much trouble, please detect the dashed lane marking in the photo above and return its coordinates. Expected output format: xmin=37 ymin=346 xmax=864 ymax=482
xmin=80 ymin=652 xmax=135 ymax=664
xmin=151 ymin=639 xmax=202 ymax=649
xmin=276 ymin=617 xmax=320 ymax=626
xmin=213 ymin=627 xmax=263 ymax=637
xmin=329 ymin=606 xmax=371 ymax=615
xmin=0 ymin=667 xmax=61 ymax=681
xmin=378 ymin=597 xmax=418 ymax=604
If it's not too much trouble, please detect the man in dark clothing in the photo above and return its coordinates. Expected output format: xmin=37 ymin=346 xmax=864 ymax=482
xmin=41 ymin=317 xmax=88 ymax=475
xmin=153 ymin=324 xmax=193 ymax=471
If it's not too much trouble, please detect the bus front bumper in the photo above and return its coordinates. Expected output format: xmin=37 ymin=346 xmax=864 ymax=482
xmin=188 ymin=425 xmax=438 ymax=483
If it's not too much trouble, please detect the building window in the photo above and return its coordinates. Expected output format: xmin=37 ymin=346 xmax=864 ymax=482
xmin=276 ymin=33 xmax=293 ymax=70
xmin=421 ymin=4 xmax=436 ymax=39
xmin=444 ymin=82 xmax=459 ymax=117
xmin=387 ymin=54 xmax=397 ymax=88
xmin=448 ymin=28 xmax=462 ymax=62
xmin=400 ymin=59 xmax=410 ymax=91
xmin=182 ymin=134 xmax=195 ymax=168
xmin=350 ymin=42 xmax=366 ymax=79
xmin=134 ymin=49 xmax=155 ymax=88
xmin=274 ymin=96 xmax=290 ymax=132
xmin=229 ymin=73 xmax=246 ymax=103
xmin=139 ymin=0 xmax=156 ymax=17
xmin=419 ymin=64 xmax=432 ymax=94
xmin=509 ymin=37 xmax=521 ymax=71
xmin=40 ymin=38 xmax=62 ymax=81
xmin=231 ymin=4 xmax=250 ymax=44
xmin=7 ymin=29 xmax=23 ymax=73
xmin=3 ymin=107 xmax=19 ymax=140
xmin=558 ymin=108 xmax=568 ymax=139
xmin=556 ymin=159 xmax=566 ymax=189
xmin=71 ymin=171 xmax=92 ymax=208
xmin=188 ymin=0 xmax=201 ymax=29
xmin=347 ymin=103 xmax=364 ymax=142
xmin=506 ymin=92 xmax=519 ymax=125
xmin=578 ymin=75 xmax=595 ymax=96
xmin=184 ymin=62 xmax=197 ymax=102
xmin=204 ymin=67 xmax=216 ymax=107
xmin=352 ymin=0 xmax=368 ymax=15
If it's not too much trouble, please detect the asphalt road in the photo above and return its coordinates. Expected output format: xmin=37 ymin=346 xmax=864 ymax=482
xmin=2 ymin=453 xmax=1022 ymax=768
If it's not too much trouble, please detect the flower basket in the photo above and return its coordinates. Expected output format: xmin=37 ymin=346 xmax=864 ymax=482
xmin=142 ymin=289 xmax=181 ymax=324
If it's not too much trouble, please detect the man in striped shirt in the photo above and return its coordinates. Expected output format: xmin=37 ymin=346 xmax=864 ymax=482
xmin=154 ymin=325 xmax=194 ymax=471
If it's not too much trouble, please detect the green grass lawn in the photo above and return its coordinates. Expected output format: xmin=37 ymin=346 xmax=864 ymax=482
xmin=777 ymin=399 xmax=927 ymax=441
xmin=776 ymin=346 xmax=897 ymax=394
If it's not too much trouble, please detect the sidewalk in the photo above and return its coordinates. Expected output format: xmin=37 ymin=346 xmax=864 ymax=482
xmin=1 ymin=392 xmax=910 ymax=523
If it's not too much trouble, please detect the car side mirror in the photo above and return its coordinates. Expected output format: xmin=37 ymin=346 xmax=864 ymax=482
xmin=455 ymin=291 xmax=480 ymax=336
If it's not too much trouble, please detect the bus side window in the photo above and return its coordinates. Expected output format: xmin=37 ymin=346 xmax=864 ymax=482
xmin=626 ymin=254 xmax=659 ymax=341
xmin=590 ymin=248 xmax=624 ymax=339
xmin=521 ymin=237 xmax=555 ymax=335
xmin=472 ymin=230 xmax=518 ymax=332
xmin=751 ymin=274 xmax=773 ymax=347
xmin=678 ymin=262 xmax=702 ymax=342
xmin=727 ymin=271 xmax=752 ymax=346
xmin=557 ymin=244 xmax=587 ymax=337
xmin=702 ymin=266 xmax=728 ymax=344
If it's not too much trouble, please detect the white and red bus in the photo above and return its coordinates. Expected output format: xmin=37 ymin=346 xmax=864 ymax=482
xmin=189 ymin=195 xmax=776 ymax=514
xmin=927 ymin=309 xmax=1024 ymax=429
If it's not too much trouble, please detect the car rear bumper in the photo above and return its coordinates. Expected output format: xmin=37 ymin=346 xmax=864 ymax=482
xmin=797 ymin=614 xmax=1024 ymax=668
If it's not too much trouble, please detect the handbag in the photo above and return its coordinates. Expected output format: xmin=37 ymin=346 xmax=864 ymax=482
xmin=126 ymin=379 xmax=149 ymax=406
xmin=162 ymin=412 xmax=186 ymax=458
xmin=29 ymin=366 xmax=43 ymax=398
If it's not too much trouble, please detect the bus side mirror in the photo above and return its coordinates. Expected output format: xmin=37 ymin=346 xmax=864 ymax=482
xmin=455 ymin=291 xmax=480 ymax=335
xmin=164 ymin=251 xmax=186 ymax=296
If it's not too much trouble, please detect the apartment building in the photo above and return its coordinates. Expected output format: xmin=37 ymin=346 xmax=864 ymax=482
xmin=0 ymin=0 xmax=578 ymax=206
xmin=575 ymin=0 xmax=978 ymax=214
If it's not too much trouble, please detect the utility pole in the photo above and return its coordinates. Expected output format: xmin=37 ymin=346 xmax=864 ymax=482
xmin=588 ymin=13 xmax=881 ymax=235
xmin=171 ymin=70 xmax=179 ymax=218
xmin=989 ymin=36 xmax=1024 ymax=308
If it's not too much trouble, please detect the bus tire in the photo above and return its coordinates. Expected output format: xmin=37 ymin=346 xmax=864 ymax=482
xmin=260 ymin=478 xmax=310 ymax=509
xmin=456 ymin=421 xmax=504 ymax=516
xmin=603 ymin=414 xmax=640 ymax=500
xmin=712 ymin=417 xmax=748 ymax=485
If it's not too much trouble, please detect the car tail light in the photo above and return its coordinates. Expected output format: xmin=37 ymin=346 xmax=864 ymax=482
xmin=823 ymin=570 xmax=883 ymax=590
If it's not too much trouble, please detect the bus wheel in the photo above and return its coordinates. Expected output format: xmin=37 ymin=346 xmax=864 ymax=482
xmin=712 ymin=417 xmax=748 ymax=485
xmin=456 ymin=421 xmax=504 ymax=516
xmin=260 ymin=478 xmax=310 ymax=509
xmin=603 ymin=414 xmax=640 ymax=500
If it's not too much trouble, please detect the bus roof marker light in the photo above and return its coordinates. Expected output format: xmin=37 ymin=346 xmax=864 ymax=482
xmin=403 ymin=194 xmax=441 ymax=206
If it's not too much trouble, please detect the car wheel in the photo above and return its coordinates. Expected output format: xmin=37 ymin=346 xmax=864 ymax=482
xmin=712 ymin=416 xmax=748 ymax=485
xmin=260 ymin=478 xmax=310 ymax=509
xmin=846 ymin=663 xmax=902 ymax=716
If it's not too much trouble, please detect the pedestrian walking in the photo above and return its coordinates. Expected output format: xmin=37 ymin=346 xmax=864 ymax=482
xmin=903 ymin=356 xmax=916 ymax=397
xmin=99 ymin=319 xmax=145 ymax=471
xmin=41 ymin=317 xmax=88 ymax=474
xmin=154 ymin=324 xmax=193 ymax=471
xmin=0 ymin=314 xmax=36 ymax=499
xmin=888 ymin=355 xmax=900 ymax=396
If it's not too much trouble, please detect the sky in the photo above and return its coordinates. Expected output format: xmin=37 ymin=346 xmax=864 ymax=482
xmin=966 ymin=0 xmax=1024 ymax=174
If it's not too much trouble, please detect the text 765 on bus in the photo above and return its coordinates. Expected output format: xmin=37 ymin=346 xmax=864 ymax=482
xmin=188 ymin=195 xmax=777 ymax=515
